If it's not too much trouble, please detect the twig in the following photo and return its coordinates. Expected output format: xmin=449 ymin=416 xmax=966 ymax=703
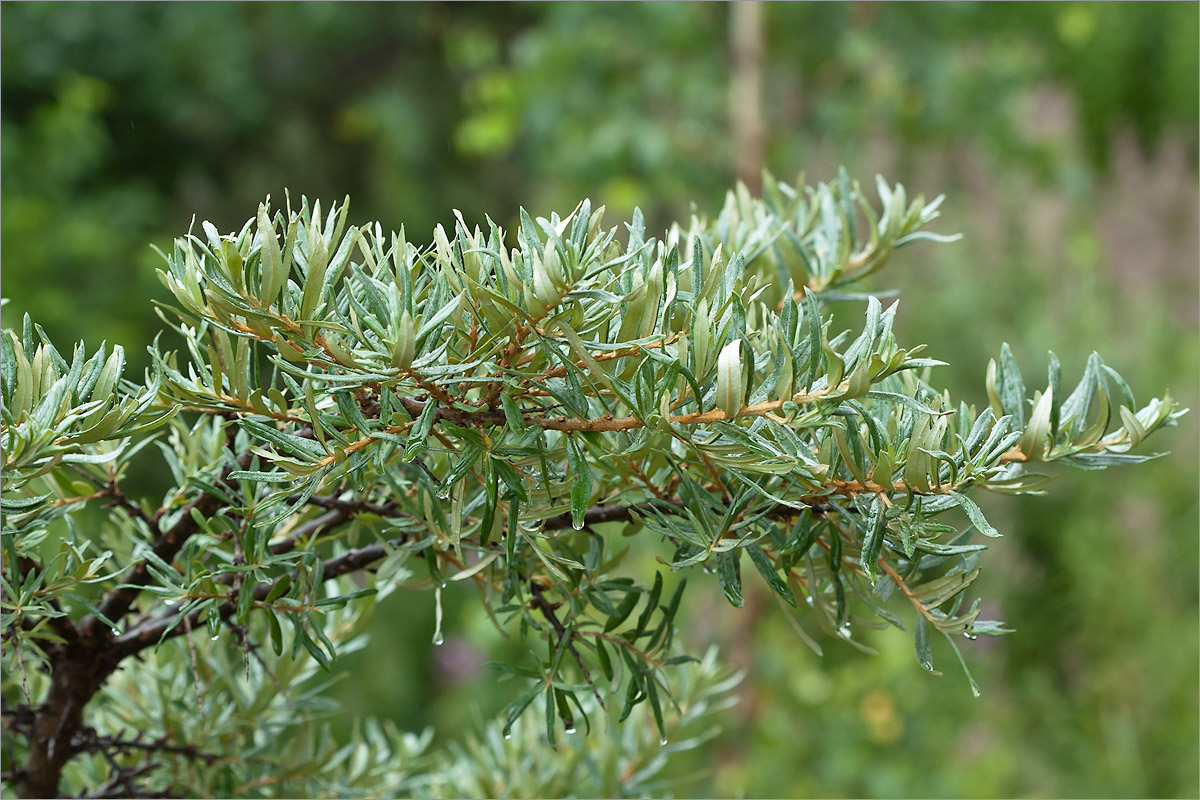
xmin=73 ymin=729 xmax=220 ymax=765
xmin=528 ymin=581 xmax=605 ymax=709
xmin=268 ymin=494 xmax=405 ymax=558
xmin=79 ymin=762 xmax=158 ymax=799
xmin=293 ymin=493 xmax=402 ymax=520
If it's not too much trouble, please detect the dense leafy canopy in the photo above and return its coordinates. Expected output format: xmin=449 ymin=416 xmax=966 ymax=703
xmin=1 ymin=172 xmax=1183 ymax=797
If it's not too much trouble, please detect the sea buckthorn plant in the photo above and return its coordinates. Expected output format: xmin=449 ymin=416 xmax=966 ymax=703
xmin=0 ymin=171 xmax=1184 ymax=798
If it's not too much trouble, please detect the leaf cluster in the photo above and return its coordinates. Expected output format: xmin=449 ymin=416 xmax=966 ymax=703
xmin=0 ymin=170 xmax=1184 ymax=796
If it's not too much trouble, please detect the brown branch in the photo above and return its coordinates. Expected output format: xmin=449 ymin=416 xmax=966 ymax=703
xmin=484 ymin=321 xmax=531 ymax=410
xmin=267 ymin=509 xmax=352 ymax=558
xmin=72 ymin=729 xmax=220 ymax=765
xmin=381 ymin=382 xmax=845 ymax=440
xmin=110 ymin=496 xmax=729 ymax=661
xmin=156 ymin=496 xmax=410 ymax=618
xmin=81 ymin=455 xmax=251 ymax=642
xmin=264 ymin=494 xmax=407 ymax=559
xmin=110 ymin=534 xmax=413 ymax=661
xmin=825 ymin=446 xmax=1027 ymax=497
xmin=546 ymin=495 xmax=835 ymax=533
xmin=517 ymin=336 xmax=679 ymax=380
xmin=523 ymin=388 xmax=843 ymax=432
xmin=294 ymin=493 xmax=402 ymax=521
xmin=21 ymin=446 xmax=259 ymax=795
xmin=541 ymin=501 xmax=665 ymax=531
xmin=875 ymin=558 xmax=941 ymax=625
xmin=79 ymin=762 xmax=160 ymax=799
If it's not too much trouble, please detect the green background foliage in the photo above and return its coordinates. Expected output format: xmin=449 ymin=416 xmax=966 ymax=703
xmin=3 ymin=2 xmax=1196 ymax=797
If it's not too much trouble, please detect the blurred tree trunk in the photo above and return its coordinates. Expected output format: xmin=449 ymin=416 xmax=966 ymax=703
xmin=730 ymin=1 xmax=765 ymax=193
xmin=728 ymin=1 xmax=767 ymax=727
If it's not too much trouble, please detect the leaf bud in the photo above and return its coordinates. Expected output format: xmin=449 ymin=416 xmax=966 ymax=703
xmin=716 ymin=339 xmax=745 ymax=420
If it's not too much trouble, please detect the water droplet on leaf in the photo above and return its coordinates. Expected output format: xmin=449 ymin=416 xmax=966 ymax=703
xmin=659 ymin=737 xmax=669 ymax=746
xmin=571 ymin=520 xmax=584 ymax=531
xmin=163 ymin=599 xmax=177 ymax=607
xmin=564 ymin=725 xmax=577 ymax=735
xmin=436 ymin=486 xmax=451 ymax=499
xmin=431 ymin=631 xmax=444 ymax=646
xmin=962 ymin=631 xmax=977 ymax=640
xmin=503 ymin=732 xmax=512 ymax=740
xmin=210 ymin=634 xmax=220 ymax=641
xmin=111 ymin=627 xmax=121 ymax=636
